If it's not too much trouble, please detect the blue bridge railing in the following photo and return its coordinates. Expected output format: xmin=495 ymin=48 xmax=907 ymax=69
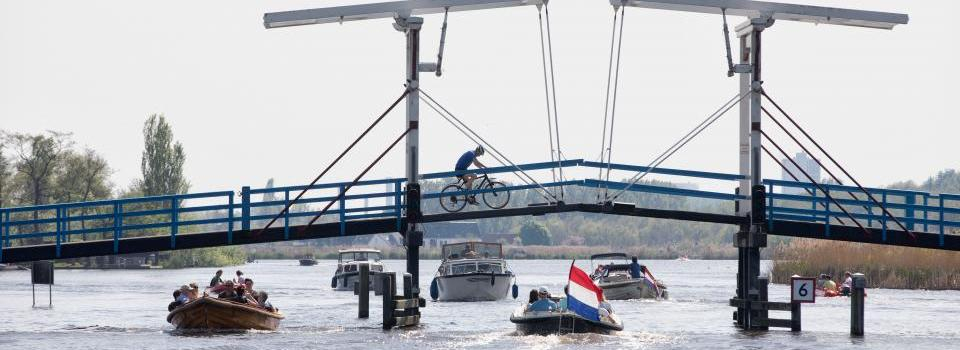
xmin=3 ymin=158 xmax=959 ymax=260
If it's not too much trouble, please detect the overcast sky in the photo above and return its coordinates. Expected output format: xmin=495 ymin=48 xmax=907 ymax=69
xmin=1 ymin=0 xmax=956 ymax=195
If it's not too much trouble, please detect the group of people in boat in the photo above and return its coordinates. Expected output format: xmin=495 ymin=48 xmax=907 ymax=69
xmin=167 ymin=269 xmax=277 ymax=313
xmin=817 ymin=271 xmax=855 ymax=296
xmin=524 ymin=286 xmax=616 ymax=321
xmin=591 ymin=256 xmax=648 ymax=280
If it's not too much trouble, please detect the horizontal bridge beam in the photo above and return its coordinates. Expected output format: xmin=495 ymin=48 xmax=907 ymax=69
xmin=615 ymin=0 xmax=908 ymax=29
xmin=264 ymin=0 xmax=545 ymax=28
xmin=768 ymin=219 xmax=960 ymax=252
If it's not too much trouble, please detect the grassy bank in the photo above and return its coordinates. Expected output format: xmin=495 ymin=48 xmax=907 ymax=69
xmin=771 ymin=238 xmax=960 ymax=290
xmin=247 ymin=243 xmax=737 ymax=260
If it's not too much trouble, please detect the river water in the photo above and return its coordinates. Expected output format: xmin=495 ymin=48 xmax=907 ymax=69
xmin=1 ymin=259 xmax=958 ymax=350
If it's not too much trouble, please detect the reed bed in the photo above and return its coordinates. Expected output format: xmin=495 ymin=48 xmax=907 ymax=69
xmin=771 ymin=238 xmax=960 ymax=290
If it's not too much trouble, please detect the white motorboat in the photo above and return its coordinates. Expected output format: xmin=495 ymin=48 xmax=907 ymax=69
xmin=509 ymin=304 xmax=623 ymax=335
xmin=429 ymin=242 xmax=518 ymax=301
xmin=331 ymin=248 xmax=384 ymax=291
xmin=590 ymin=253 xmax=668 ymax=300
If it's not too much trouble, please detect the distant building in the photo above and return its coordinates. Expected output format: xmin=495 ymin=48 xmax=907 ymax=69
xmin=780 ymin=152 xmax=821 ymax=194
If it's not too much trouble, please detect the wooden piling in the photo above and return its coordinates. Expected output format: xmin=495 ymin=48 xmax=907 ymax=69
xmin=359 ymin=263 xmax=369 ymax=319
xmin=381 ymin=272 xmax=395 ymax=330
xmin=851 ymin=273 xmax=865 ymax=336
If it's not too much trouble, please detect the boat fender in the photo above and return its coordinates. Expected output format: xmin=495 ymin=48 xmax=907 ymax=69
xmin=430 ymin=278 xmax=439 ymax=301
xmin=512 ymin=283 xmax=519 ymax=299
xmin=331 ymin=276 xmax=337 ymax=289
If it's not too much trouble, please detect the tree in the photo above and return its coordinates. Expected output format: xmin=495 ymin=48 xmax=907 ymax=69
xmin=0 ymin=143 xmax=10 ymax=208
xmin=138 ymin=114 xmax=188 ymax=197
xmin=519 ymin=220 xmax=551 ymax=246
xmin=6 ymin=131 xmax=71 ymax=207
xmin=55 ymin=149 xmax=112 ymax=239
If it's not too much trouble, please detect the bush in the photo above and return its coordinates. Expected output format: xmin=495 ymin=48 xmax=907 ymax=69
xmin=519 ymin=220 xmax=552 ymax=246
xmin=161 ymin=246 xmax=247 ymax=269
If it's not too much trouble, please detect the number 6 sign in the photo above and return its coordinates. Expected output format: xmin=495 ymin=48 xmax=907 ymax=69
xmin=791 ymin=276 xmax=816 ymax=303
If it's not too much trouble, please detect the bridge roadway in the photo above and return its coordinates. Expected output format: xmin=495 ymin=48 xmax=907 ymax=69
xmin=2 ymin=160 xmax=959 ymax=263
xmin=2 ymin=202 xmax=953 ymax=263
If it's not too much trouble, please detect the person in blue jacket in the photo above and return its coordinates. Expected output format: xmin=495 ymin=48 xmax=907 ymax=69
xmin=629 ymin=256 xmax=643 ymax=279
xmin=454 ymin=145 xmax=487 ymax=204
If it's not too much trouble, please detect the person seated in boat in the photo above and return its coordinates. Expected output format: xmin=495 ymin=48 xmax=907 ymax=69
xmin=177 ymin=285 xmax=193 ymax=304
xmin=210 ymin=269 xmax=224 ymax=287
xmin=528 ymin=289 xmax=539 ymax=305
xmin=244 ymin=278 xmax=257 ymax=296
xmin=598 ymin=295 xmax=615 ymax=322
xmin=257 ymin=291 xmax=277 ymax=313
xmin=234 ymin=285 xmax=259 ymax=306
xmin=218 ymin=280 xmax=237 ymax=299
xmin=527 ymin=287 xmax=558 ymax=312
xmin=841 ymin=271 xmax=853 ymax=296
xmin=169 ymin=290 xmax=184 ymax=311
xmin=453 ymin=145 xmax=487 ymax=205
xmin=235 ymin=270 xmax=246 ymax=285
xmin=821 ymin=274 xmax=837 ymax=292
xmin=557 ymin=286 xmax=569 ymax=310
xmin=629 ymin=256 xmax=642 ymax=279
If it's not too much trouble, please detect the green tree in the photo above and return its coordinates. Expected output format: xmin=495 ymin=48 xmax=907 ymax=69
xmin=519 ymin=220 xmax=551 ymax=246
xmin=138 ymin=114 xmax=188 ymax=196
xmin=0 ymin=144 xmax=11 ymax=208
xmin=6 ymin=131 xmax=71 ymax=207
xmin=55 ymin=148 xmax=112 ymax=240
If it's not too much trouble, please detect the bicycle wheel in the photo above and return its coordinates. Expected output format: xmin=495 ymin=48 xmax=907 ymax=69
xmin=482 ymin=181 xmax=511 ymax=209
xmin=440 ymin=184 xmax=468 ymax=212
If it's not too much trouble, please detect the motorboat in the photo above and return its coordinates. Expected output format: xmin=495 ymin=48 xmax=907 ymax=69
xmin=429 ymin=241 xmax=517 ymax=301
xmin=331 ymin=248 xmax=383 ymax=291
xmin=167 ymin=297 xmax=283 ymax=331
xmin=509 ymin=301 xmax=623 ymax=335
xmin=590 ymin=253 xmax=668 ymax=300
xmin=298 ymin=255 xmax=318 ymax=266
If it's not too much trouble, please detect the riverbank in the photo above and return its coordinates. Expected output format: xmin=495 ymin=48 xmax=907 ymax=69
xmin=247 ymin=243 xmax=738 ymax=260
xmin=771 ymin=238 xmax=960 ymax=290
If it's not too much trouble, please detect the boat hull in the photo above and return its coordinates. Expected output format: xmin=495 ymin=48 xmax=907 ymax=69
xmin=167 ymin=297 xmax=283 ymax=331
xmin=436 ymin=273 xmax=513 ymax=301
xmin=510 ymin=309 xmax=623 ymax=335
xmin=334 ymin=272 xmax=375 ymax=291
xmin=299 ymin=259 xmax=317 ymax=266
xmin=599 ymin=279 xmax=666 ymax=300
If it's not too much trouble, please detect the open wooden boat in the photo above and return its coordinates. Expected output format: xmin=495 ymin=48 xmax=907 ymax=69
xmin=167 ymin=297 xmax=283 ymax=331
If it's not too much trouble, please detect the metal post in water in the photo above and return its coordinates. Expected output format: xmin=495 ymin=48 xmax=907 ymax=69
xmin=381 ymin=272 xmax=395 ymax=330
xmin=359 ymin=263 xmax=370 ymax=319
xmin=851 ymin=273 xmax=866 ymax=336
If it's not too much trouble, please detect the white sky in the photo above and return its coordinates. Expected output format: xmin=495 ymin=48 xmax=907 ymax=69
xmin=0 ymin=0 xmax=956 ymax=195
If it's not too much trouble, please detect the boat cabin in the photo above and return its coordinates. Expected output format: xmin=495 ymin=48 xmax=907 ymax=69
xmin=337 ymin=249 xmax=383 ymax=273
xmin=439 ymin=242 xmax=506 ymax=275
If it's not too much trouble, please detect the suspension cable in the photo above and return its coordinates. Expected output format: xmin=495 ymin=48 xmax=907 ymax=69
xmin=603 ymin=5 xmax=627 ymax=200
xmin=302 ymin=126 xmax=413 ymax=230
xmin=419 ymin=89 xmax=560 ymax=203
xmin=761 ymin=90 xmax=915 ymax=239
xmin=257 ymin=89 xmax=410 ymax=235
xmin=537 ymin=5 xmax=558 ymax=186
xmin=761 ymin=106 xmax=873 ymax=219
xmin=543 ymin=4 xmax=565 ymax=199
xmin=608 ymin=91 xmax=749 ymax=201
xmin=762 ymin=146 xmax=848 ymax=226
xmin=760 ymin=132 xmax=871 ymax=236
xmin=596 ymin=6 xmax=621 ymax=199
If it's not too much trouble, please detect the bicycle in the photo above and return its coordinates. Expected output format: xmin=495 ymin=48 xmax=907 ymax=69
xmin=439 ymin=173 xmax=511 ymax=212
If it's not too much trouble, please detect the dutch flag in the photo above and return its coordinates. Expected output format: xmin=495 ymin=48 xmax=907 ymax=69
xmin=566 ymin=261 xmax=604 ymax=322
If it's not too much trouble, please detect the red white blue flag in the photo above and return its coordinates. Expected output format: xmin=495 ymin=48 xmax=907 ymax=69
xmin=566 ymin=261 xmax=604 ymax=321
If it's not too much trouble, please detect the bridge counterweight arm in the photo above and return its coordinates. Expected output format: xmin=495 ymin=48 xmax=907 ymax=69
xmin=265 ymin=0 xmax=545 ymax=28
xmin=612 ymin=0 xmax=907 ymax=29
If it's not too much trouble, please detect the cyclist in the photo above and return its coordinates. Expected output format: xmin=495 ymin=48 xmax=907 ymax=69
xmin=454 ymin=145 xmax=486 ymax=204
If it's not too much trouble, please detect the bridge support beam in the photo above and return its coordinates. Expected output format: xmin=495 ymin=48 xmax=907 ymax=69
xmin=733 ymin=17 xmax=772 ymax=331
xmin=398 ymin=16 xmax=424 ymax=292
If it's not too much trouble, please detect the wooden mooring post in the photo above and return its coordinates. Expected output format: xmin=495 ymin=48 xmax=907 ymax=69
xmin=378 ymin=272 xmax=425 ymax=330
xmin=353 ymin=263 xmax=370 ymax=319
xmin=851 ymin=273 xmax=866 ymax=336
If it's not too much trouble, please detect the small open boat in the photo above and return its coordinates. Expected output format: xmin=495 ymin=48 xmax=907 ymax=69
xmin=167 ymin=297 xmax=283 ymax=331
xmin=590 ymin=253 xmax=667 ymax=300
xmin=299 ymin=256 xmax=318 ymax=266
xmin=509 ymin=305 xmax=623 ymax=335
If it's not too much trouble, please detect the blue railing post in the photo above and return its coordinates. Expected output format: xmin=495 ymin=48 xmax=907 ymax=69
xmin=767 ymin=183 xmax=774 ymax=232
xmin=905 ymin=194 xmax=916 ymax=231
xmin=241 ymin=186 xmax=251 ymax=232
xmin=113 ymin=202 xmax=121 ymax=254
xmin=2 ymin=210 xmax=8 ymax=252
xmin=923 ymin=194 xmax=929 ymax=232
xmin=339 ymin=185 xmax=346 ymax=236
xmin=227 ymin=194 xmax=234 ymax=244
xmin=824 ymin=188 xmax=831 ymax=238
xmin=394 ymin=181 xmax=402 ymax=232
xmin=55 ymin=206 xmax=62 ymax=258
xmin=284 ymin=190 xmax=290 ymax=240
xmin=936 ymin=194 xmax=945 ymax=247
xmin=170 ymin=197 xmax=179 ymax=249
xmin=881 ymin=192 xmax=888 ymax=242
xmin=0 ymin=210 xmax=4 ymax=262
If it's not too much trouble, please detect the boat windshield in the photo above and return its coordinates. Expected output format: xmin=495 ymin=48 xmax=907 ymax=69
xmin=442 ymin=242 xmax=502 ymax=260
xmin=339 ymin=251 xmax=382 ymax=263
